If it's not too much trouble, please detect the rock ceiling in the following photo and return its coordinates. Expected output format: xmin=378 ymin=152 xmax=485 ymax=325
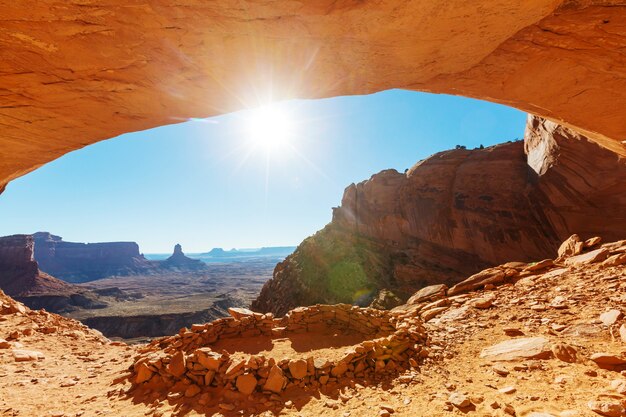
xmin=1 ymin=0 xmax=625 ymax=191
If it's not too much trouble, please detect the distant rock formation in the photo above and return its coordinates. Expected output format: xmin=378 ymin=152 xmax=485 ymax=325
xmin=33 ymin=232 xmax=158 ymax=282
xmin=0 ymin=235 xmax=105 ymax=312
xmin=161 ymin=244 xmax=206 ymax=271
xmin=200 ymin=247 xmax=296 ymax=259
xmin=252 ymin=115 xmax=626 ymax=316
xmin=0 ymin=234 xmax=73 ymax=297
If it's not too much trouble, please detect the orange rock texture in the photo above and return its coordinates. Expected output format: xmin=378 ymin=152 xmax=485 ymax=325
xmin=1 ymin=1 xmax=626 ymax=191
xmin=252 ymin=116 xmax=626 ymax=315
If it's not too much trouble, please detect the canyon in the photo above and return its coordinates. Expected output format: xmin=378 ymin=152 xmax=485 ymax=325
xmin=253 ymin=115 xmax=626 ymax=315
xmin=1 ymin=1 xmax=626 ymax=416
xmin=0 ymin=235 xmax=278 ymax=340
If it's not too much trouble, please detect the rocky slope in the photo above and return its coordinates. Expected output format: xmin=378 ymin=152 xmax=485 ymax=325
xmin=2 ymin=1 xmax=626 ymax=194
xmin=253 ymin=116 xmax=626 ymax=315
xmin=1 ymin=236 xmax=624 ymax=416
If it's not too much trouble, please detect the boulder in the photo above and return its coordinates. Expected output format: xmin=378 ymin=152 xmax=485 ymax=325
xmin=288 ymin=359 xmax=308 ymax=379
xmin=599 ymin=310 xmax=623 ymax=326
xmin=12 ymin=349 xmax=45 ymax=362
xmin=558 ymin=234 xmax=583 ymax=258
xmin=603 ymin=253 xmax=626 ymax=267
xmin=590 ymin=353 xmax=626 ymax=367
xmin=584 ymin=237 xmax=602 ymax=248
xmin=564 ymin=248 xmax=610 ymax=266
xmin=167 ymin=351 xmax=186 ymax=378
xmin=406 ymin=284 xmax=448 ymax=305
xmin=184 ymin=384 xmax=201 ymax=398
xmin=587 ymin=401 xmax=625 ymax=417
xmin=195 ymin=348 xmax=223 ymax=370
xmin=449 ymin=392 xmax=471 ymax=408
xmin=448 ymin=268 xmax=507 ymax=296
xmin=331 ymin=361 xmax=349 ymax=377
xmin=263 ymin=365 xmax=285 ymax=393
xmin=551 ymin=343 xmax=577 ymax=363
xmin=524 ymin=259 xmax=554 ymax=272
xmin=470 ymin=296 xmax=495 ymax=309
xmin=228 ymin=307 xmax=255 ymax=320
xmin=135 ymin=362 xmax=154 ymax=383
xmin=610 ymin=379 xmax=626 ymax=395
xmin=236 ymin=373 xmax=257 ymax=395
xmin=480 ymin=337 xmax=552 ymax=361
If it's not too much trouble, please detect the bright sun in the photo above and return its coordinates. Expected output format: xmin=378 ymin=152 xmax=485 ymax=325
xmin=246 ymin=105 xmax=294 ymax=151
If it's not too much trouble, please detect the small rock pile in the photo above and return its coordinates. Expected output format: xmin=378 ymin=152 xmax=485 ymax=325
xmin=129 ymin=304 xmax=427 ymax=397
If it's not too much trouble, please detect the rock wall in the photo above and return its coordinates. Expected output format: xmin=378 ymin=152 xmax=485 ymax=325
xmin=129 ymin=305 xmax=426 ymax=396
xmin=252 ymin=116 xmax=626 ymax=315
xmin=33 ymin=232 xmax=158 ymax=283
xmin=1 ymin=2 xmax=626 ymax=192
xmin=0 ymin=234 xmax=74 ymax=297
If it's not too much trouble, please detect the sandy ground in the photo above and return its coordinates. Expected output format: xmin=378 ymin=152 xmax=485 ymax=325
xmin=1 ymin=252 xmax=625 ymax=417
xmin=213 ymin=328 xmax=369 ymax=362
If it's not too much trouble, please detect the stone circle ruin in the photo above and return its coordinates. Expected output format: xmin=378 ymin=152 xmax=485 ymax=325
xmin=130 ymin=304 xmax=427 ymax=398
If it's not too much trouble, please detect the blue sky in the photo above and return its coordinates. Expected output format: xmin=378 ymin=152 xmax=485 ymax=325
xmin=0 ymin=90 xmax=526 ymax=253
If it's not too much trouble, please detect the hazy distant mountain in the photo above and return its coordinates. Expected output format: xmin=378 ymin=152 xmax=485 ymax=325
xmin=143 ymin=246 xmax=296 ymax=262
xmin=200 ymin=247 xmax=296 ymax=259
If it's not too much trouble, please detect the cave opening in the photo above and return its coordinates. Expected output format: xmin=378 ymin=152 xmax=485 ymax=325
xmin=0 ymin=90 xmax=529 ymax=340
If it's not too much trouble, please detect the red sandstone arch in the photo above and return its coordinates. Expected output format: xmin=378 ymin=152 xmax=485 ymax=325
xmin=1 ymin=0 xmax=625 ymax=192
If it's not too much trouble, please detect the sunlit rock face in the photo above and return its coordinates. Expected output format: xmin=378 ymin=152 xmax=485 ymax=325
xmin=1 ymin=1 xmax=626 ymax=191
xmin=252 ymin=116 xmax=626 ymax=315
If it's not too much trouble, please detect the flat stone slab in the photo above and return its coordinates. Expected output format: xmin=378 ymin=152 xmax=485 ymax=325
xmin=12 ymin=349 xmax=45 ymax=362
xmin=480 ymin=337 xmax=551 ymax=361
xmin=228 ymin=307 xmax=255 ymax=320
xmin=406 ymin=284 xmax=448 ymax=305
xmin=590 ymin=353 xmax=626 ymax=366
xmin=600 ymin=309 xmax=623 ymax=326
xmin=564 ymin=248 xmax=609 ymax=266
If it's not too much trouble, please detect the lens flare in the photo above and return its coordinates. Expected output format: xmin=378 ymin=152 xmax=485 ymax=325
xmin=246 ymin=105 xmax=294 ymax=151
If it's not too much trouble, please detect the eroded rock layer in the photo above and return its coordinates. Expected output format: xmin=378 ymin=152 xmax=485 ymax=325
xmin=1 ymin=1 xmax=626 ymax=192
xmin=0 ymin=234 xmax=73 ymax=297
xmin=252 ymin=116 xmax=626 ymax=315
xmin=33 ymin=232 xmax=158 ymax=282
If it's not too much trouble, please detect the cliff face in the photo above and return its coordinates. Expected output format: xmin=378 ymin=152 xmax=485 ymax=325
xmin=2 ymin=2 xmax=626 ymax=193
xmin=33 ymin=232 xmax=157 ymax=283
xmin=252 ymin=116 xmax=626 ymax=315
xmin=0 ymin=235 xmax=74 ymax=297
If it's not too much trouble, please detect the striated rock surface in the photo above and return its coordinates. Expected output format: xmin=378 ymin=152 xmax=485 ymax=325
xmin=0 ymin=234 xmax=73 ymax=297
xmin=2 ymin=2 xmax=626 ymax=193
xmin=33 ymin=232 xmax=158 ymax=283
xmin=253 ymin=116 xmax=626 ymax=315
xmin=0 ymin=234 xmax=107 ymax=313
